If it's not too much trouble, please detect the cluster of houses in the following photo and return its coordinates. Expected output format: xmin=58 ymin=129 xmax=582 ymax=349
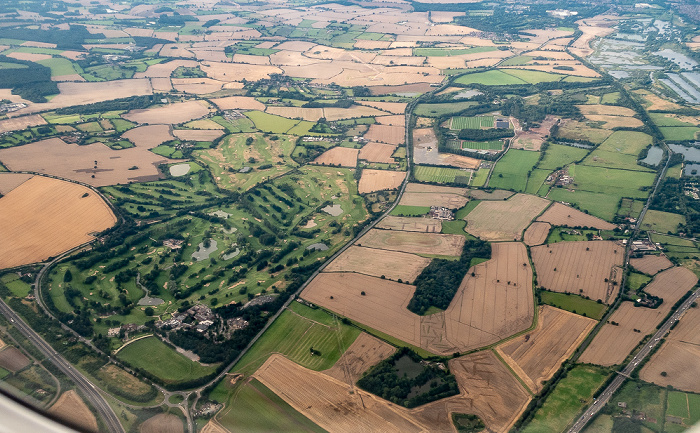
xmin=155 ymin=304 xmax=217 ymax=333
xmin=0 ymin=102 xmax=26 ymax=113
xmin=547 ymin=169 xmax=574 ymax=187
xmin=428 ymin=206 xmax=455 ymax=221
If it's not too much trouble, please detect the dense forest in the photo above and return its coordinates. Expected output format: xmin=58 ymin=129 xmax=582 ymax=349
xmin=0 ymin=55 xmax=57 ymax=102
xmin=408 ymin=239 xmax=491 ymax=315
xmin=649 ymin=177 xmax=700 ymax=235
xmin=357 ymin=347 xmax=459 ymax=408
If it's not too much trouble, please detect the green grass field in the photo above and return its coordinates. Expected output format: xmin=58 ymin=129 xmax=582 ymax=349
xmin=231 ymin=302 xmax=360 ymax=376
xmin=470 ymin=168 xmax=489 ymax=187
xmin=454 ymin=69 xmax=527 ymax=86
xmin=546 ymin=189 xmax=619 ymax=221
xmin=391 ymin=205 xmax=430 ymax=216
xmin=603 ymin=381 xmax=665 ymax=432
xmin=649 ymin=113 xmax=696 ymax=127
xmin=640 ymin=209 xmax=685 ymax=234
xmin=217 ymin=378 xmax=326 ymax=433
xmin=501 ymin=68 xmax=565 ymax=84
xmin=627 ymin=272 xmax=651 ymax=291
xmin=659 ymin=126 xmax=700 ymax=141
xmin=539 ymin=291 xmax=607 ymax=320
xmin=667 ymin=391 xmax=700 ymax=426
xmin=617 ymin=198 xmax=645 ymax=219
xmin=462 ymin=140 xmax=503 ymax=150
xmin=538 ymin=144 xmax=589 ymax=170
xmin=451 ymin=115 xmax=494 ymax=130
xmin=116 ymin=336 xmax=218 ymax=385
xmin=525 ymin=168 xmax=552 ymax=195
xmin=0 ymin=274 xmax=31 ymax=298
xmin=413 ymin=165 xmax=471 ymax=184
xmin=522 ymin=365 xmax=610 ymax=433
xmin=245 ymin=111 xmax=302 ymax=134
xmin=414 ymin=101 xmax=477 ymax=117
xmin=582 ymin=131 xmax=654 ymax=172
xmin=488 ymin=149 xmax=540 ymax=191
xmin=37 ymin=57 xmax=79 ymax=77
xmin=546 ymin=228 xmax=598 ymax=244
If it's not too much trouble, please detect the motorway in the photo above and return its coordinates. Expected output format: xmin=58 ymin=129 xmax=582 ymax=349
xmin=569 ymin=288 xmax=700 ymax=432
xmin=0 ymin=298 xmax=125 ymax=433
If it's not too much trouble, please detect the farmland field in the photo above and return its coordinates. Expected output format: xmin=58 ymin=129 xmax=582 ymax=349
xmin=659 ymin=126 xmax=700 ymax=141
xmin=537 ymin=202 xmax=615 ymax=230
xmin=313 ymin=146 xmax=359 ymax=167
xmin=376 ymin=216 xmax=442 ymax=233
xmin=538 ymin=143 xmax=589 ymax=170
xmin=629 ymin=254 xmax=673 ymax=275
xmin=414 ymin=101 xmax=477 ymax=117
xmin=497 ymin=306 xmax=596 ymax=392
xmin=0 ymin=346 xmax=30 ymax=373
xmin=454 ymin=70 xmax=527 ymax=86
xmin=464 ymin=193 xmax=550 ymax=241
xmin=358 ymin=229 xmax=465 ymax=256
xmin=233 ymin=301 xmax=360 ymax=376
xmin=461 ymin=140 xmax=503 ymax=150
xmin=358 ymin=169 xmax=406 ymax=194
xmin=532 ymin=241 xmax=623 ymax=304
xmin=451 ymin=115 xmax=494 ymax=130
xmin=48 ymin=390 xmax=98 ymax=433
xmin=323 ymin=332 xmax=396 ymax=385
xmin=0 ymin=176 xmax=116 ymax=269
xmin=521 ymin=365 xmax=609 ymax=433
xmin=117 ymin=336 xmax=218 ymax=385
xmin=640 ymin=209 xmax=685 ymax=234
xmin=539 ymin=291 xmax=607 ymax=320
xmin=324 ymin=245 xmax=430 ymax=282
xmin=489 ymin=149 xmax=541 ymax=192
xmin=524 ymin=222 xmax=551 ymax=246
xmin=413 ymin=165 xmax=471 ymax=184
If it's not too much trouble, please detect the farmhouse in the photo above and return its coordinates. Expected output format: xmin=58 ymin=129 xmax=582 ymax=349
xmin=429 ymin=206 xmax=454 ymax=221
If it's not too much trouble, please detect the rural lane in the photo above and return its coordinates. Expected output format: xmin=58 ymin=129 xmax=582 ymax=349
xmin=568 ymin=287 xmax=700 ymax=433
xmin=0 ymin=298 xmax=125 ymax=433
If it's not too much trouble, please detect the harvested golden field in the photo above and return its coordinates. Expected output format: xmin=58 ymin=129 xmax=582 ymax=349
xmin=200 ymin=61 xmax=282 ymax=82
xmin=579 ymin=302 xmax=665 ymax=366
xmin=376 ymin=216 xmax=441 ymax=233
xmin=266 ymin=106 xmax=323 ymax=121
xmin=324 ymin=245 xmax=430 ymax=283
xmin=464 ymin=193 xmax=550 ymax=241
xmin=323 ymin=106 xmax=387 ymax=121
xmin=399 ymin=191 xmax=468 ymax=208
xmin=531 ymin=241 xmax=623 ymax=304
xmin=209 ymin=96 xmax=265 ymax=111
xmin=577 ymin=104 xmax=637 ymax=117
xmin=150 ymin=77 xmax=172 ymax=92
xmin=406 ymin=183 xmax=467 ymax=195
xmin=570 ymin=20 xmax=616 ymax=57
xmin=302 ymin=272 xmax=423 ymax=347
xmin=122 ymin=124 xmax=173 ymax=148
xmin=634 ymin=89 xmax=682 ymax=112
xmin=358 ymin=141 xmax=398 ymax=163
xmin=0 ymin=173 xmax=32 ymax=195
xmin=411 ymin=351 xmax=530 ymax=433
xmin=630 ymin=254 xmax=673 ymax=275
xmin=356 ymin=100 xmax=407 ymax=114
xmin=363 ymin=124 xmax=405 ymax=145
xmin=424 ymin=242 xmax=534 ymax=354
xmin=523 ymin=222 xmax=551 ymax=246
xmin=312 ymin=147 xmax=359 ymax=167
xmin=200 ymin=420 xmax=229 ymax=433
xmin=140 ymin=413 xmax=184 ymax=433
xmin=171 ymin=78 xmax=224 ymax=94
xmin=358 ymin=169 xmax=406 ymax=194
xmin=0 ymin=346 xmax=30 ymax=372
xmin=584 ymin=114 xmax=643 ymax=129
xmin=49 ymin=391 xmax=98 ymax=433
xmin=123 ymin=100 xmax=212 ymax=125
xmin=581 ymin=266 xmax=697 ymax=366
xmin=369 ymin=83 xmax=433 ymax=96
xmin=358 ymin=228 xmax=464 ymax=256
xmin=354 ymin=40 xmax=392 ymax=49
xmin=0 ymin=176 xmax=116 ymax=269
xmin=0 ymin=137 xmax=177 ymax=186
xmin=537 ymin=202 xmax=615 ymax=230
xmin=375 ymin=115 xmax=405 ymax=126
xmin=173 ymin=129 xmax=224 ymax=142
xmin=323 ymin=332 xmax=395 ymax=385
xmin=254 ymin=354 xmax=426 ymax=433
xmin=7 ymin=51 xmax=52 ymax=62
xmin=496 ymin=306 xmax=596 ymax=392
xmin=640 ymin=306 xmax=700 ymax=393
xmin=0 ymin=114 xmax=47 ymax=133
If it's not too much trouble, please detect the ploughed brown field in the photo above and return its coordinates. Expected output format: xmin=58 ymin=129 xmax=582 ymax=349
xmin=640 ymin=306 xmax=700 ymax=393
xmin=140 ymin=413 xmax=184 ymax=433
xmin=523 ymin=222 xmax=551 ymax=246
xmin=580 ymin=266 xmax=698 ymax=366
xmin=465 ymin=193 xmax=550 ymax=241
xmin=496 ymin=306 xmax=596 ymax=392
xmin=0 ymin=176 xmax=116 ymax=269
xmin=630 ymin=254 xmax=673 ymax=275
xmin=531 ymin=241 xmax=624 ymax=304
xmin=358 ymin=141 xmax=398 ymax=163
xmin=376 ymin=216 xmax=442 ymax=233
xmin=537 ymin=202 xmax=615 ymax=230
xmin=0 ymin=346 xmax=31 ymax=373
xmin=123 ymin=100 xmax=212 ymax=125
xmin=49 ymin=390 xmax=98 ymax=433
xmin=363 ymin=124 xmax=405 ymax=145
xmin=323 ymin=246 xmax=430 ymax=282
xmin=399 ymin=186 xmax=469 ymax=208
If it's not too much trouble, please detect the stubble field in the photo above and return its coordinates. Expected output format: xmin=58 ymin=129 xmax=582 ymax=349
xmin=496 ymin=306 xmax=596 ymax=393
xmin=358 ymin=229 xmax=464 ymax=256
xmin=464 ymin=193 xmax=550 ymax=241
xmin=0 ymin=176 xmax=116 ymax=269
xmin=312 ymin=147 xmax=359 ymax=167
xmin=358 ymin=169 xmax=406 ymax=194
xmin=323 ymin=245 xmax=430 ymax=282
xmin=523 ymin=222 xmax=551 ymax=246
xmin=376 ymin=216 xmax=442 ymax=233
xmin=537 ymin=202 xmax=615 ymax=230
xmin=322 ymin=332 xmax=395 ymax=385
xmin=49 ymin=390 xmax=98 ymax=433
xmin=531 ymin=241 xmax=623 ymax=304
xmin=630 ymin=254 xmax=673 ymax=275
